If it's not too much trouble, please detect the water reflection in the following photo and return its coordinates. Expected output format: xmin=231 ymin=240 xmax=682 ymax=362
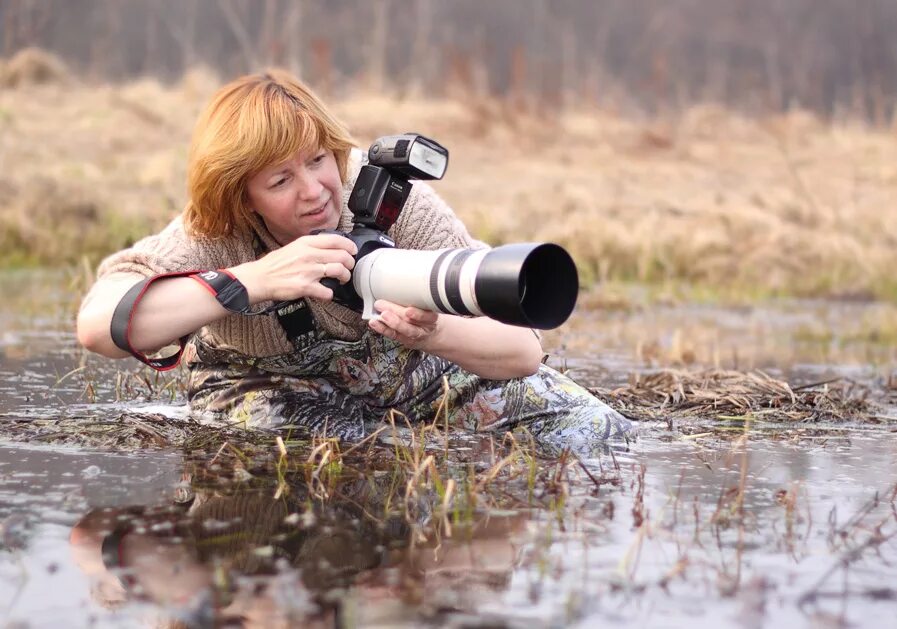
xmin=68 ymin=468 xmax=528 ymax=627
xmin=541 ymin=428 xmax=897 ymax=628
xmin=0 ymin=443 xmax=184 ymax=626
xmin=3 ymin=427 xmax=897 ymax=627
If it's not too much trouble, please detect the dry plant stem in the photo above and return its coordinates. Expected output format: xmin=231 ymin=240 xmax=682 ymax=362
xmin=208 ymin=441 xmax=229 ymax=466
xmin=730 ymin=416 xmax=752 ymax=595
xmin=594 ymin=369 xmax=871 ymax=424
xmin=631 ymin=463 xmax=646 ymax=529
xmin=339 ymin=425 xmax=388 ymax=458
xmin=617 ymin=517 xmax=650 ymax=584
xmin=798 ymin=482 xmax=897 ymax=609
xmin=671 ymin=469 xmax=685 ymax=531
xmin=769 ymin=129 xmax=823 ymax=218
xmin=572 ymin=453 xmax=604 ymax=494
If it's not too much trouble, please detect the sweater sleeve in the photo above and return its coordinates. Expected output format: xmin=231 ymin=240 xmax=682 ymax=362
xmin=389 ymin=182 xmax=489 ymax=251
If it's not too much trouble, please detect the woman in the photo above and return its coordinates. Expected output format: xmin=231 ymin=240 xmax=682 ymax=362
xmin=76 ymin=69 xmax=631 ymax=446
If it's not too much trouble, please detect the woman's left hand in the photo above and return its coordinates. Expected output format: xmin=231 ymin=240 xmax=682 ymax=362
xmin=368 ymin=299 xmax=439 ymax=349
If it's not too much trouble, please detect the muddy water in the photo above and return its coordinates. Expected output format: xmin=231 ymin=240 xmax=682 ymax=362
xmin=2 ymin=271 xmax=896 ymax=627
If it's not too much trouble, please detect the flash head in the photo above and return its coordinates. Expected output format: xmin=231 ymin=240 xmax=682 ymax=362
xmin=368 ymin=133 xmax=448 ymax=180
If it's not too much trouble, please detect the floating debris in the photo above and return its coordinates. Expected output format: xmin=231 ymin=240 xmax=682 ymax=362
xmin=0 ymin=410 xmax=277 ymax=451
xmin=80 ymin=465 xmax=102 ymax=478
xmin=0 ymin=513 xmax=30 ymax=551
xmin=0 ymin=367 xmax=886 ymax=452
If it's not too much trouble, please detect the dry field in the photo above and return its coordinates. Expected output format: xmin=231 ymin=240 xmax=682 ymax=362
xmin=3 ymin=49 xmax=897 ymax=299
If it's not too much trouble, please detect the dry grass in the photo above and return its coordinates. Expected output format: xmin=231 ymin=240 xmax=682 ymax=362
xmin=591 ymin=368 xmax=874 ymax=424
xmin=2 ymin=52 xmax=897 ymax=298
xmin=0 ymin=47 xmax=70 ymax=88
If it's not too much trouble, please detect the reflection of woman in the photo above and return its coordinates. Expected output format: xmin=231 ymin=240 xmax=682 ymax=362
xmin=69 ymin=477 xmax=527 ymax=626
xmin=75 ymin=68 xmax=630 ymax=446
xmin=70 ymin=486 xmax=393 ymax=624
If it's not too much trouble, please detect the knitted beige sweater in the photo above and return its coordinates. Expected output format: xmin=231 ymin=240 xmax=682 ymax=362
xmin=89 ymin=150 xmax=483 ymax=357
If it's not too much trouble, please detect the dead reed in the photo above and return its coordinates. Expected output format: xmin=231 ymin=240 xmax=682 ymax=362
xmin=591 ymin=368 xmax=873 ymax=424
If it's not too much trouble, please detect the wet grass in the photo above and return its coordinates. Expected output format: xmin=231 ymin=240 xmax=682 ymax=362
xmin=4 ymin=404 xmax=606 ymax=577
xmin=3 ymin=258 xmax=897 ymax=626
xmin=1 ymin=373 xmax=595 ymax=519
xmin=3 ymin=362 xmax=887 ymax=455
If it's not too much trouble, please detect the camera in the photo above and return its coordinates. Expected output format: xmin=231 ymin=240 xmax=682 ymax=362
xmin=319 ymin=133 xmax=579 ymax=330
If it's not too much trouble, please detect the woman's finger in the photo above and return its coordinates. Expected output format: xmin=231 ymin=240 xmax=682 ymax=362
xmin=301 ymin=233 xmax=358 ymax=255
xmin=404 ymin=308 xmax=437 ymax=325
xmin=319 ymin=262 xmax=351 ymax=283
xmin=305 ymin=283 xmax=334 ymax=302
xmin=373 ymin=299 xmax=401 ymax=315
xmin=369 ymin=318 xmax=396 ymax=339
xmin=315 ymin=249 xmax=356 ymax=270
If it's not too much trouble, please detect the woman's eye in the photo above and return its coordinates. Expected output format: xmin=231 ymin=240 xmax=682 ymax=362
xmin=312 ymin=153 xmax=326 ymax=164
xmin=270 ymin=177 xmax=288 ymax=188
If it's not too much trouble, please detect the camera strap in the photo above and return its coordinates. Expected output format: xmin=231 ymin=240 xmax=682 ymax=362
xmin=189 ymin=269 xmax=251 ymax=314
xmin=112 ymin=270 xmax=319 ymax=371
xmin=110 ymin=271 xmax=200 ymax=371
xmin=273 ymin=299 xmax=317 ymax=345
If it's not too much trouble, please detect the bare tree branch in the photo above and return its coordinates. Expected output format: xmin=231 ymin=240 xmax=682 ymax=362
xmin=218 ymin=0 xmax=259 ymax=72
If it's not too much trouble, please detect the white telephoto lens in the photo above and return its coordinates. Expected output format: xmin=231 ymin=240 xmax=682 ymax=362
xmin=353 ymin=248 xmax=442 ymax=319
xmin=353 ymin=247 xmax=488 ymax=319
xmin=351 ymin=242 xmax=578 ymax=329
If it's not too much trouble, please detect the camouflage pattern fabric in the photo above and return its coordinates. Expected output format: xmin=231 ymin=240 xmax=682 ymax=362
xmin=186 ymin=329 xmax=632 ymax=449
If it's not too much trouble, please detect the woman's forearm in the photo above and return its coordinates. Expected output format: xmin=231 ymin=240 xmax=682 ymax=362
xmin=77 ymin=274 xmax=231 ymax=358
xmin=126 ymin=277 xmax=231 ymax=350
xmin=421 ymin=315 xmax=543 ymax=380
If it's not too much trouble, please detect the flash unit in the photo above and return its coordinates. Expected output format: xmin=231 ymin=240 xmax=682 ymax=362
xmin=368 ymin=134 xmax=449 ymax=180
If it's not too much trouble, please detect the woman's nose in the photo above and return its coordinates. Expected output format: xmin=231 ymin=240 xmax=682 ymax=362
xmin=296 ymin=170 xmax=323 ymax=201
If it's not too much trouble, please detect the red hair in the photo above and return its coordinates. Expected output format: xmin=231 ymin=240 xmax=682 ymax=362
xmin=183 ymin=69 xmax=355 ymax=237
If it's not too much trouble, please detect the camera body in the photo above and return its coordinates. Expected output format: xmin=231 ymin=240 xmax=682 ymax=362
xmin=317 ymin=133 xmax=579 ymax=330
xmin=319 ymin=133 xmax=449 ymax=311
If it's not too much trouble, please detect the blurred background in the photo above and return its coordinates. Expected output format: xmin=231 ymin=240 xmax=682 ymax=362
xmin=5 ymin=0 xmax=897 ymax=118
xmin=2 ymin=0 xmax=897 ymax=301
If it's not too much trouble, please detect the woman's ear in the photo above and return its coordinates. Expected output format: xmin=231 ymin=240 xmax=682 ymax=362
xmin=240 ymin=186 xmax=256 ymax=214
xmin=241 ymin=190 xmax=257 ymax=214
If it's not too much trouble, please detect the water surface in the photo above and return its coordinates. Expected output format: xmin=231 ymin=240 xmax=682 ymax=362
xmin=2 ymin=271 xmax=896 ymax=628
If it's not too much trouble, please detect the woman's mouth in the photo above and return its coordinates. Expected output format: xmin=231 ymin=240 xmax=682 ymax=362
xmin=303 ymin=201 xmax=328 ymax=217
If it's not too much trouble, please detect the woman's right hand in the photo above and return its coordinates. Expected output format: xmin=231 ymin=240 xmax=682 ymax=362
xmin=229 ymin=233 xmax=358 ymax=304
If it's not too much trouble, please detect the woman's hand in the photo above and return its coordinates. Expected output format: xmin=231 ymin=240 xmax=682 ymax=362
xmin=368 ymin=299 xmax=440 ymax=349
xmin=230 ymin=233 xmax=357 ymax=304
xmin=370 ymin=301 xmax=543 ymax=379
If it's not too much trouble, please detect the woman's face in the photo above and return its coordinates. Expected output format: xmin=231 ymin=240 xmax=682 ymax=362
xmin=245 ymin=148 xmax=342 ymax=244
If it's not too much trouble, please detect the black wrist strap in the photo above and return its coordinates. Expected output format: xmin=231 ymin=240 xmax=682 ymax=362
xmin=110 ymin=271 xmax=200 ymax=371
xmin=189 ymin=270 xmax=251 ymax=314
xmin=190 ymin=271 xmax=308 ymax=319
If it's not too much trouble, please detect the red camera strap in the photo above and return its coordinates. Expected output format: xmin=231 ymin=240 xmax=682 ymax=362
xmin=110 ymin=271 xmax=200 ymax=371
